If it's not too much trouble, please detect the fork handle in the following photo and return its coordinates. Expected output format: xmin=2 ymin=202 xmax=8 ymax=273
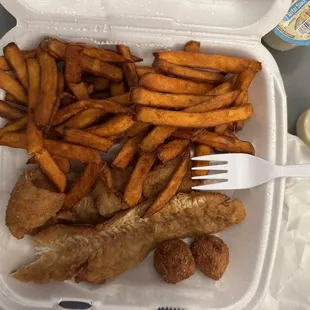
xmin=279 ymin=164 xmax=310 ymax=178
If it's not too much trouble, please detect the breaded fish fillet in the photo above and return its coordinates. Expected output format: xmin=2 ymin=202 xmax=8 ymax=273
xmin=11 ymin=192 xmax=245 ymax=283
xmin=6 ymin=168 xmax=66 ymax=239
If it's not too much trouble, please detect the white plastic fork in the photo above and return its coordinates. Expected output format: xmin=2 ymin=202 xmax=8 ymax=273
xmin=191 ymin=153 xmax=310 ymax=191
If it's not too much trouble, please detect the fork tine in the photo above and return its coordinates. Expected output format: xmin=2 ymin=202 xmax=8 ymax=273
xmin=192 ymin=182 xmax=230 ymax=191
xmin=192 ymin=173 xmax=228 ymax=180
xmin=192 ymin=154 xmax=229 ymax=161
xmin=191 ymin=164 xmax=228 ymax=171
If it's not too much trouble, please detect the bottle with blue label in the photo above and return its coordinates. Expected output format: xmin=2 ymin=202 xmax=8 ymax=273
xmin=263 ymin=0 xmax=310 ymax=51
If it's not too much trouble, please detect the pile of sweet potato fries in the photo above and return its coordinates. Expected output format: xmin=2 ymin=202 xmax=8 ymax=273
xmin=0 ymin=39 xmax=260 ymax=217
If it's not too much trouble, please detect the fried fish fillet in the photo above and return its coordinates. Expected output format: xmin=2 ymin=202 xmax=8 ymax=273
xmin=11 ymin=192 xmax=245 ymax=284
xmin=93 ymin=180 xmax=128 ymax=217
xmin=6 ymin=168 xmax=66 ymax=239
xmin=55 ymin=194 xmax=100 ymax=224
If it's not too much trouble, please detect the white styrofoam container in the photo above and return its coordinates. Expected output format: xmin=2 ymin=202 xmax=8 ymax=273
xmin=0 ymin=0 xmax=290 ymax=309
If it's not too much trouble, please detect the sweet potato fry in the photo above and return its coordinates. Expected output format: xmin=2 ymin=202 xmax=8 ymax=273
xmin=136 ymin=66 xmax=157 ymax=78
xmin=83 ymin=76 xmax=110 ymax=91
xmin=175 ymin=128 xmax=204 ymax=140
xmin=192 ymin=144 xmax=213 ymax=177
xmin=0 ymin=49 xmax=38 ymax=72
xmin=0 ymin=70 xmax=28 ymax=105
xmin=4 ymin=93 xmax=20 ymax=105
xmin=0 ymin=132 xmax=27 ymax=148
xmin=224 ymin=130 xmax=237 ymax=138
xmin=22 ymin=49 xmax=39 ymax=59
xmin=0 ymin=115 xmax=28 ymax=137
xmin=194 ymin=130 xmax=255 ymax=154
xmin=99 ymin=162 xmax=113 ymax=190
xmin=61 ymin=92 xmax=76 ymax=106
xmin=109 ymin=92 xmax=132 ymax=106
xmin=234 ymin=91 xmax=249 ymax=132
xmin=27 ymin=58 xmax=40 ymax=111
xmin=87 ymin=114 xmax=134 ymax=137
xmin=34 ymin=50 xmax=58 ymax=128
xmin=139 ymin=73 xmax=214 ymax=95
xmin=124 ymin=152 xmax=156 ymax=207
xmin=127 ymin=122 xmax=150 ymax=137
xmin=43 ymin=139 xmax=102 ymax=163
xmin=41 ymin=39 xmax=142 ymax=62
xmin=3 ymin=43 xmax=29 ymax=89
xmin=82 ymin=55 xmax=123 ymax=82
xmin=131 ymin=87 xmax=214 ymax=109
xmin=112 ymin=133 xmax=144 ymax=169
xmin=110 ymin=81 xmax=126 ymax=96
xmin=135 ymin=91 xmax=239 ymax=152
xmin=27 ymin=58 xmax=43 ymax=154
xmin=69 ymin=82 xmax=89 ymax=100
xmin=144 ymin=149 xmax=190 ymax=217
xmin=135 ymin=104 xmax=253 ymax=128
xmin=184 ymin=90 xmax=240 ymax=113
xmin=117 ymin=45 xmax=139 ymax=87
xmin=46 ymin=72 xmax=65 ymax=135
xmin=0 ymin=100 xmax=26 ymax=120
xmin=55 ymin=108 xmax=106 ymax=134
xmin=212 ymin=84 xmax=241 ymax=134
xmin=27 ymin=118 xmax=43 ymax=154
xmin=227 ymin=74 xmax=238 ymax=84
xmin=153 ymin=59 xmax=225 ymax=84
xmin=83 ymin=47 xmax=142 ymax=63
xmin=207 ymin=81 xmax=232 ymax=95
xmin=171 ymin=128 xmax=194 ymax=140
xmin=154 ymin=51 xmax=262 ymax=73
xmin=214 ymin=124 xmax=228 ymax=135
xmin=40 ymin=39 xmax=66 ymax=59
xmin=65 ymin=44 xmax=84 ymax=86
xmin=34 ymin=149 xmax=67 ymax=192
xmin=85 ymin=99 xmax=132 ymax=113
xmin=234 ymin=89 xmax=248 ymax=108
xmin=139 ymin=126 xmax=176 ymax=153
xmin=0 ymin=57 xmax=10 ymax=71
xmin=27 ymin=155 xmax=71 ymax=174
xmin=184 ymin=40 xmax=200 ymax=52
xmin=229 ymin=69 xmax=257 ymax=133
xmin=53 ymin=156 xmax=71 ymax=174
xmin=52 ymin=99 xmax=131 ymax=126
xmin=233 ymin=68 xmax=257 ymax=91
xmin=63 ymin=127 xmax=113 ymax=152
xmin=157 ymin=139 xmax=190 ymax=162
xmin=63 ymin=163 xmax=103 ymax=209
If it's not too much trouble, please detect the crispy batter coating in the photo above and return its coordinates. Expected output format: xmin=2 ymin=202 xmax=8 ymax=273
xmin=11 ymin=192 xmax=245 ymax=283
xmin=191 ymin=235 xmax=229 ymax=280
xmin=154 ymin=239 xmax=195 ymax=284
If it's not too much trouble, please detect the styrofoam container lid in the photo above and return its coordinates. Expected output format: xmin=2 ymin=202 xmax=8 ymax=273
xmin=2 ymin=0 xmax=290 ymax=37
xmin=0 ymin=1 xmax=290 ymax=310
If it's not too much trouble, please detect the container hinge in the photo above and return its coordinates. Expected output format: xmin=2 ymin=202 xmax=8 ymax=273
xmin=18 ymin=18 xmax=112 ymax=36
xmin=18 ymin=18 xmax=261 ymax=46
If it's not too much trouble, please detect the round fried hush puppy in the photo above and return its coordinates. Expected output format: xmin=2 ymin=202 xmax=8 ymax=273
xmin=191 ymin=235 xmax=229 ymax=280
xmin=154 ymin=239 xmax=195 ymax=284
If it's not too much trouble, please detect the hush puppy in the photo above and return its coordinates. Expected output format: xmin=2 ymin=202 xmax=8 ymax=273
xmin=191 ymin=235 xmax=229 ymax=280
xmin=154 ymin=239 xmax=195 ymax=284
